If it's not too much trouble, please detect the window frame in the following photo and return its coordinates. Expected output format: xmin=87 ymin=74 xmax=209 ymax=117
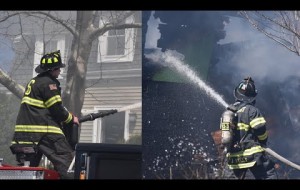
xmin=93 ymin=106 xmax=130 ymax=144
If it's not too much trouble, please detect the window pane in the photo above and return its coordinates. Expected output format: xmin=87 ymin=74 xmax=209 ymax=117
xmin=107 ymin=35 xmax=125 ymax=55
xmin=102 ymin=112 xmax=125 ymax=144
xmin=108 ymin=29 xmax=125 ymax=36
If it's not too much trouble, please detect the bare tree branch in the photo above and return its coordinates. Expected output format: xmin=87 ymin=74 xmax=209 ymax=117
xmin=0 ymin=12 xmax=20 ymax=23
xmin=20 ymin=11 xmax=77 ymax=38
xmin=239 ymin=11 xmax=300 ymax=56
xmin=89 ymin=11 xmax=141 ymax=42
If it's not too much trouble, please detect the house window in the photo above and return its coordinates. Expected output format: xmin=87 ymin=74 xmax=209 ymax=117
xmin=97 ymin=15 xmax=135 ymax=63
xmin=101 ymin=111 xmax=125 ymax=144
xmin=107 ymin=29 xmax=125 ymax=56
xmin=93 ymin=108 xmax=131 ymax=144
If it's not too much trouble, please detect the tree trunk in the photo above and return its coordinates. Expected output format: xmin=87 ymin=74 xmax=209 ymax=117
xmin=0 ymin=68 xmax=24 ymax=99
xmin=63 ymin=44 xmax=92 ymax=117
xmin=62 ymin=11 xmax=94 ymax=117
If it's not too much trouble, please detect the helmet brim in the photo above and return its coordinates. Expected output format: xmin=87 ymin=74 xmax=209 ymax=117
xmin=35 ymin=63 xmax=65 ymax=74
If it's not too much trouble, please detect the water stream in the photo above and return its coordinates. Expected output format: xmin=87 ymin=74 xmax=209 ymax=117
xmin=145 ymin=49 xmax=229 ymax=109
xmin=117 ymin=102 xmax=142 ymax=112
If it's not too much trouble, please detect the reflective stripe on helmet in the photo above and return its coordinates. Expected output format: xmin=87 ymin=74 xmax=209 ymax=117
xmin=11 ymin=141 xmax=39 ymax=144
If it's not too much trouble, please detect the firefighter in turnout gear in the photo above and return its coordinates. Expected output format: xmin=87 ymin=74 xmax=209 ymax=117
xmin=10 ymin=50 xmax=79 ymax=179
xmin=220 ymin=77 xmax=277 ymax=179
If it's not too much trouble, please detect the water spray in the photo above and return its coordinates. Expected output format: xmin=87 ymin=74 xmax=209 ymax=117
xmin=145 ymin=49 xmax=228 ymax=108
xmin=117 ymin=102 xmax=142 ymax=112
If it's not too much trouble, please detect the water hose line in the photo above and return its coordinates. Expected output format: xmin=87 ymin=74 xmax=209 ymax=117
xmin=264 ymin=148 xmax=300 ymax=171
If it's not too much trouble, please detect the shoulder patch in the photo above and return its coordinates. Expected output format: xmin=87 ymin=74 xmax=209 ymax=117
xmin=49 ymin=84 xmax=57 ymax=90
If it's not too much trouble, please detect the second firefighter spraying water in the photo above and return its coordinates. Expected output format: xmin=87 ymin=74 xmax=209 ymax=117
xmin=219 ymin=77 xmax=277 ymax=179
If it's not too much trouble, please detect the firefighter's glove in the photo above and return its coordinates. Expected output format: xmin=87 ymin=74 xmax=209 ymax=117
xmin=227 ymin=104 xmax=237 ymax=112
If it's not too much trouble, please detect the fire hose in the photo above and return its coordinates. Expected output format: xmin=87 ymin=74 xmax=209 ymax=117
xmin=66 ymin=101 xmax=142 ymax=149
xmin=219 ymin=146 xmax=300 ymax=179
xmin=264 ymin=147 xmax=300 ymax=171
xmin=64 ymin=109 xmax=118 ymax=150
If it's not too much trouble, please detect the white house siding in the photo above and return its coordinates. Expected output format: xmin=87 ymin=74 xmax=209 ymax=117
xmin=79 ymin=86 xmax=142 ymax=143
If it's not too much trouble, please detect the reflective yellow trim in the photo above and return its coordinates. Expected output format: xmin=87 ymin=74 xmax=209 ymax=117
xmin=11 ymin=141 xmax=39 ymax=144
xmin=258 ymin=131 xmax=268 ymax=141
xmin=227 ymin=146 xmax=264 ymax=157
xmin=22 ymin=95 xmax=62 ymax=109
xmin=64 ymin=113 xmax=72 ymax=123
xmin=42 ymin=58 xmax=46 ymax=64
xmin=228 ymin=161 xmax=256 ymax=169
xmin=53 ymin=57 xmax=58 ymax=62
xmin=237 ymin=123 xmax=250 ymax=131
xmin=15 ymin=125 xmax=63 ymax=135
xmin=250 ymin=117 xmax=266 ymax=128
xmin=47 ymin=59 xmax=53 ymax=64
xmin=45 ymin=95 xmax=62 ymax=108
xmin=21 ymin=96 xmax=46 ymax=108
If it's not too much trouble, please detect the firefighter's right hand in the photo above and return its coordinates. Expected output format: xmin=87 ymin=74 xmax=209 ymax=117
xmin=73 ymin=116 xmax=79 ymax=125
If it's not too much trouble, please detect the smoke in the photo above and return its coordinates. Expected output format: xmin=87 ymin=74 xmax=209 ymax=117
xmin=217 ymin=16 xmax=300 ymax=83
